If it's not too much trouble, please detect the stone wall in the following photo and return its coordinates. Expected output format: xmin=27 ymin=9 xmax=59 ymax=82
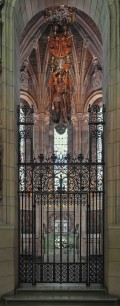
xmin=0 ymin=0 xmax=119 ymax=298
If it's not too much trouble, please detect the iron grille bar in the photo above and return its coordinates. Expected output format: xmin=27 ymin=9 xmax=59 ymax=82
xmin=96 ymin=119 xmax=98 ymax=283
xmin=86 ymin=193 xmax=89 ymax=285
xmin=53 ymin=184 xmax=55 ymax=281
xmin=41 ymin=177 xmax=43 ymax=283
xmin=73 ymin=192 xmax=75 ymax=267
xmin=102 ymin=106 xmax=105 ymax=285
xmin=18 ymin=103 xmax=105 ymax=285
xmin=67 ymin=169 xmax=69 ymax=282
xmin=79 ymin=194 xmax=82 ymax=282
xmin=19 ymin=161 xmax=105 ymax=166
xmin=47 ymin=190 xmax=49 ymax=264
xmin=18 ymin=191 xmax=104 ymax=195
xmin=60 ymin=175 xmax=62 ymax=284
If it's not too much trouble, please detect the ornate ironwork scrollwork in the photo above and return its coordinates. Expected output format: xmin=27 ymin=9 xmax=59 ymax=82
xmin=18 ymin=103 xmax=105 ymax=284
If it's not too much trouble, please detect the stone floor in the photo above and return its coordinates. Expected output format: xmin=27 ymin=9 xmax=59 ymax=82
xmin=1 ymin=285 xmax=120 ymax=306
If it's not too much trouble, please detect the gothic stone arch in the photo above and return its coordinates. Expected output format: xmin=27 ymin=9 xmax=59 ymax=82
xmin=0 ymin=0 xmax=120 ymax=297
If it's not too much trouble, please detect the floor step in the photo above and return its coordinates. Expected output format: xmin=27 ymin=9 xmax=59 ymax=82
xmin=16 ymin=285 xmax=107 ymax=296
xmin=1 ymin=286 xmax=119 ymax=306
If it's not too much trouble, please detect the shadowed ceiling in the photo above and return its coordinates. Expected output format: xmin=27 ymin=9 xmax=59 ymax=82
xmin=20 ymin=8 xmax=102 ymax=114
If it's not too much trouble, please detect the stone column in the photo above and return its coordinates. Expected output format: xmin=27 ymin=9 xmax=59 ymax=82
xmin=43 ymin=114 xmax=53 ymax=155
xmin=76 ymin=113 xmax=83 ymax=155
xmin=71 ymin=115 xmax=78 ymax=155
xmin=39 ymin=113 xmax=46 ymax=155
xmin=48 ymin=126 xmax=54 ymax=155
xmin=34 ymin=113 xmax=48 ymax=157
xmin=68 ymin=123 xmax=73 ymax=155
xmin=35 ymin=114 xmax=50 ymax=258
xmin=0 ymin=0 xmax=19 ymax=295
xmin=34 ymin=114 xmax=40 ymax=158
xmin=82 ymin=113 xmax=89 ymax=159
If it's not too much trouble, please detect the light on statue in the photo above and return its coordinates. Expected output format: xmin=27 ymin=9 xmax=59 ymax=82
xmin=45 ymin=5 xmax=75 ymax=131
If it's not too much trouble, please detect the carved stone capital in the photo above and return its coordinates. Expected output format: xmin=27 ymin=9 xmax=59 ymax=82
xmin=82 ymin=113 xmax=89 ymax=124
xmin=76 ymin=112 xmax=83 ymax=120
xmin=39 ymin=113 xmax=46 ymax=122
xmin=34 ymin=113 xmax=40 ymax=124
xmin=76 ymin=113 xmax=83 ymax=127
xmin=71 ymin=114 xmax=78 ymax=126
xmin=44 ymin=114 xmax=50 ymax=125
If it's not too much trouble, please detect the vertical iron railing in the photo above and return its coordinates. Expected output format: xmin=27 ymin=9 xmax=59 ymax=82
xmin=18 ymin=103 xmax=105 ymax=285
xmin=88 ymin=104 xmax=105 ymax=284
xmin=18 ymin=103 xmax=34 ymax=284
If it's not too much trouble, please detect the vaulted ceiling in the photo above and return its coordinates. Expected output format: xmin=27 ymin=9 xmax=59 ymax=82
xmin=20 ymin=8 xmax=103 ymax=114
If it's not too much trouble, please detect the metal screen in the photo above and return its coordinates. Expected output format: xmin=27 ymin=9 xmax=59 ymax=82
xmin=18 ymin=103 xmax=105 ymax=285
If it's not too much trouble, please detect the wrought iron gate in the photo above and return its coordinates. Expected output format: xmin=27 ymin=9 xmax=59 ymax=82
xmin=18 ymin=103 xmax=105 ymax=285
